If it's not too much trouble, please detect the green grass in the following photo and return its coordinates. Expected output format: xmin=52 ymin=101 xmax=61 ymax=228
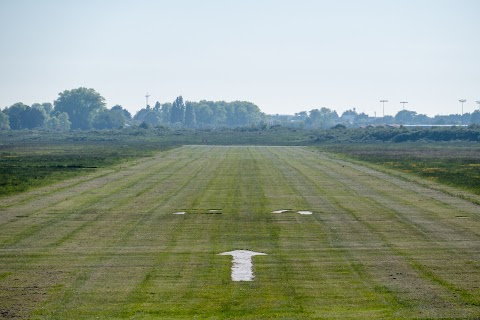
xmin=0 ymin=146 xmax=479 ymax=319
xmin=0 ymin=138 xmax=171 ymax=197
xmin=320 ymin=143 xmax=480 ymax=195
xmin=0 ymin=128 xmax=313 ymax=196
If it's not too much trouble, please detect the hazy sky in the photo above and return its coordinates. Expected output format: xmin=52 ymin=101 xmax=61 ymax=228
xmin=1 ymin=0 xmax=479 ymax=116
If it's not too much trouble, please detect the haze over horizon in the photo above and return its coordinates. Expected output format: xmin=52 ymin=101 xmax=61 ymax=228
xmin=1 ymin=0 xmax=479 ymax=117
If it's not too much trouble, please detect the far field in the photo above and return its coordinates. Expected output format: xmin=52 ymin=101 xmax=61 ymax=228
xmin=0 ymin=146 xmax=479 ymax=319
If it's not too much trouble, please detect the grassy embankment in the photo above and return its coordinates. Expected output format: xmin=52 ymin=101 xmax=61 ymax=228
xmin=321 ymin=143 xmax=480 ymax=196
xmin=0 ymin=146 xmax=479 ymax=319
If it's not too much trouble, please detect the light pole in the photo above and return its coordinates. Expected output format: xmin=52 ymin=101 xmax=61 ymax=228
xmin=380 ymin=100 xmax=388 ymax=118
xmin=400 ymin=101 xmax=408 ymax=110
xmin=145 ymin=93 xmax=151 ymax=108
xmin=459 ymin=99 xmax=466 ymax=124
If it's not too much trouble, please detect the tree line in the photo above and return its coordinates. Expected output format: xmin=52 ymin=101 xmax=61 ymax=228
xmin=2 ymin=87 xmax=479 ymax=131
xmin=134 ymin=96 xmax=264 ymax=128
xmin=1 ymin=88 xmax=264 ymax=130
xmin=271 ymin=108 xmax=480 ymax=129
xmin=1 ymin=88 xmax=132 ymax=131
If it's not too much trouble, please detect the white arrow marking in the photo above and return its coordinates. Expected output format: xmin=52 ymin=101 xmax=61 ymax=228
xmin=218 ymin=250 xmax=267 ymax=281
xmin=298 ymin=211 xmax=312 ymax=215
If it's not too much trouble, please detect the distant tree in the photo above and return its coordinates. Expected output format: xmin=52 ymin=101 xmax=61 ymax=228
xmin=111 ymin=105 xmax=132 ymax=120
xmin=0 ymin=111 xmax=10 ymax=129
xmin=153 ymin=101 xmax=161 ymax=112
xmin=47 ymin=112 xmax=71 ymax=131
xmin=170 ymin=96 xmax=185 ymax=124
xmin=395 ymin=110 xmax=417 ymax=124
xmin=185 ymin=102 xmax=196 ymax=128
xmin=461 ymin=112 xmax=471 ymax=125
xmin=31 ymin=103 xmax=51 ymax=127
xmin=159 ymin=103 xmax=172 ymax=124
xmin=234 ymin=105 xmax=249 ymax=126
xmin=211 ymin=103 xmax=227 ymax=126
xmin=4 ymin=103 xmax=45 ymax=129
xmin=306 ymin=109 xmax=321 ymax=128
xmin=41 ymin=102 xmax=53 ymax=114
xmin=382 ymin=115 xmax=395 ymax=124
xmin=22 ymin=107 xmax=45 ymax=129
xmin=340 ymin=109 xmax=358 ymax=126
xmin=133 ymin=108 xmax=149 ymax=123
xmin=196 ymin=104 xmax=213 ymax=126
xmin=341 ymin=109 xmax=358 ymax=117
xmin=295 ymin=111 xmax=308 ymax=120
xmin=471 ymin=110 xmax=480 ymax=124
xmin=142 ymin=111 xmax=160 ymax=126
xmin=57 ymin=112 xmax=71 ymax=130
xmin=93 ymin=109 xmax=125 ymax=129
xmin=31 ymin=102 xmax=53 ymax=114
xmin=307 ymin=108 xmax=338 ymax=129
xmin=54 ymin=88 xmax=106 ymax=130
xmin=414 ymin=114 xmax=430 ymax=125
xmin=5 ymin=103 xmax=28 ymax=129
xmin=434 ymin=117 xmax=446 ymax=125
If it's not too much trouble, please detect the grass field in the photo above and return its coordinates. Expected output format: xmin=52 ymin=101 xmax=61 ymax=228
xmin=322 ymin=143 xmax=480 ymax=196
xmin=0 ymin=146 xmax=479 ymax=319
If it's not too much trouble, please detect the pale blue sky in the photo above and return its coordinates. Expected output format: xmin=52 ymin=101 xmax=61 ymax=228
xmin=1 ymin=0 xmax=479 ymax=116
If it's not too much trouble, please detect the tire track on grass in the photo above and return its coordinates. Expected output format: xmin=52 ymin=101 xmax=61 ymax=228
xmin=263 ymin=147 xmax=402 ymax=318
xmin=0 ymin=147 xmax=215 ymax=318
xmin=317 ymin=151 xmax=480 ymax=237
xmin=119 ymin=147 xmax=237 ymax=318
xmin=0 ymin=148 xmax=201 ymax=248
xmin=0 ymin=150 xmax=176 ymax=228
xmin=302 ymin=151 xmax=480 ymax=297
xmin=30 ymin=146 xmax=221 ymax=317
xmin=273 ymin=147 xmax=479 ymax=314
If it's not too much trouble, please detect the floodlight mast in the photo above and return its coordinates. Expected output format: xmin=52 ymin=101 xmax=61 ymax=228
xmin=400 ymin=101 xmax=408 ymax=110
xmin=145 ymin=93 xmax=151 ymax=108
xmin=380 ymin=100 xmax=388 ymax=118
xmin=459 ymin=99 xmax=466 ymax=124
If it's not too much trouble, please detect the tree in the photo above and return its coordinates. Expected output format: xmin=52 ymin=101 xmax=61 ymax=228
xmin=170 ymin=96 xmax=185 ymax=124
xmin=307 ymin=107 xmax=338 ymax=129
xmin=234 ymin=105 xmax=248 ymax=126
xmin=57 ymin=112 xmax=71 ymax=130
xmin=471 ymin=110 xmax=480 ymax=124
xmin=4 ymin=103 xmax=45 ymax=129
xmin=153 ymin=101 xmax=161 ymax=112
xmin=133 ymin=108 xmax=149 ymax=123
xmin=0 ymin=111 xmax=10 ymax=130
xmin=211 ymin=103 xmax=227 ymax=126
xmin=142 ymin=111 xmax=160 ymax=126
xmin=5 ymin=103 xmax=28 ymax=129
xmin=185 ymin=102 xmax=196 ymax=128
xmin=22 ymin=107 xmax=45 ymax=129
xmin=111 ymin=105 xmax=132 ymax=121
xmin=196 ymin=104 xmax=213 ymax=126
xmin=46 ymin=112 xmax=71 ymax=131
xmin=159 ymin=103 xmax=172 ymax=124
xmin=395 ymin=110 xmax=417 ymax=124
xmin=54 ymin=88 xmax=106 ymax=130
xmin=93 ymin=109 xmax=126 ymax=129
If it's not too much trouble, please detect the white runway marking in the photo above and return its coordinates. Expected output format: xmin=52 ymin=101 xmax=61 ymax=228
xmin=219 ymin=250 xmax=267 ymax=281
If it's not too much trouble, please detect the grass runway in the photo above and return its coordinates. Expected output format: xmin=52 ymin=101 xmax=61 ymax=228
xmin=0 ymin=146 xmax=479 ymax=319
